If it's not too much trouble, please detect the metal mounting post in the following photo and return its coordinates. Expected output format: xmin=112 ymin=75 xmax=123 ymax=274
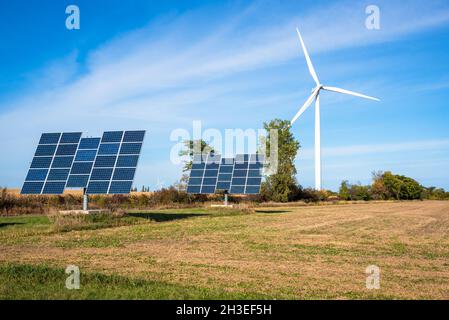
xmin=83 ymin=188 xmax=88 ymax=211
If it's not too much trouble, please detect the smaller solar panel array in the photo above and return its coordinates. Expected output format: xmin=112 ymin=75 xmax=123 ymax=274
xmin=21 ymin=131 xmax=145 ymax=195
xmin=186 ymin=154 xmax=264 ymax=194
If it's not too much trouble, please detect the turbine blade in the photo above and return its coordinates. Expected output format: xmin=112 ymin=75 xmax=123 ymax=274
xmin=291 ymin=89 xmax=318 ymax=125
xmin=296 ymin=27 xmax=320 ymax=85
xmin=322 ymin=86 xmax=380 ymax=101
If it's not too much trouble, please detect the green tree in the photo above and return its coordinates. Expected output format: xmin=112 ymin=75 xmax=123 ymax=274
xmin=260 ymin=119 xmax=300 ymax=202
xmin=378 ymin=171 xmax=423 ymax=200
xmin=339 ymin=180 xmax=351 ymax=200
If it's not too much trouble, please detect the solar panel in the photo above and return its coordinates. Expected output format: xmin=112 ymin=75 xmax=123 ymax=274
xmin=21 ymin=130 xmax=145 ymax=195
xmin=186 ymin=153 xmax=263 ymax=195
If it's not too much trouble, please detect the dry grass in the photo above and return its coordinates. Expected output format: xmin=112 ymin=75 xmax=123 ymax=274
xmin=1 ymin=201 xmax=449 ymax=299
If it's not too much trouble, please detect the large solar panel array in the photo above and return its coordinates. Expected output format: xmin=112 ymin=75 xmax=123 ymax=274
xmin=186 ymin=153 xmax=264 ymax=194
xmin=21 ymin=131 xmax=145 ymax=195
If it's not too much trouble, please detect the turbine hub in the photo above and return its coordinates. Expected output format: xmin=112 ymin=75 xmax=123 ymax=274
xmin=313 ymin=84 xmax=323 ymax=93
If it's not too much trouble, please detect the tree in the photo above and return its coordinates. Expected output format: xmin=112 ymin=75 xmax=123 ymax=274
xmin=374 ymin=171 xmax=423 ymax=200
xmin=339 ymin=180 xmax=351 ymax=200
xmin=260 ymin=119 xmax=300 ymax=202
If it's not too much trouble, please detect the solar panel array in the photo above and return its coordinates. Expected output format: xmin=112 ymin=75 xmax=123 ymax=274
xmin=186 ymin=153 xmax=264 ymax=194
xmin=21 ymin=131 xmax=145 ymax=195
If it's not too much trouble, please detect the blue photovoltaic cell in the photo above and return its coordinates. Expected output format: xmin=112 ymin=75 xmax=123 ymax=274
xmin=71 ymin=162 xmax=93 ymax=174
xmin=219 ymin=166 xmax=233 ymax=173
xmin=87 ymin=181 xmax=110 ymax=194
xmin=218 ymin=174 xmax=232 ymax=180
xmin=60 ymin=132 xmax=82 ymax=144
xmin=203 ymin=178 xmax=217 ymax=185
xmin=247 ymin=178 xmax=262 ymax=185
xmin=47 ymin=169 xmax=70 ymax=181
xmin=245 ymin=186 xmax=261 ymax=194
xmin=35 ymin=144 xmax=57 ymax=156
xmin=232 ymin=178 xmax=246 ymax=185
xmin=66 ymin=175 xmax=90 ymax=188
xmin=248 ymin=170 xmax=261 ymax=177
xmin=21 ymin=182 xmax=44 ymax=194
xmin=98 ymin=143 xmax=120 ymax=155
xmin=78 ymin=138 xmax=100 ymax=149
xmin=90 ymin=168 xmax=113 ymax=181
xmin=119 ymin=143 xmax=142 ymax=155
xmin=187 ymin=185 xmax=201 ymax=193
xmin=233 ymin=170 xmax=247 ymax=177
xmin=75 ymin=150 xmax=96 ymax=162
xmin=52 ymin=156 xmax=74 ymax=168
xmin=204 ymin=170 xmax=218 ymax=177
xmin=109 ymin=181 xmax=133 ymax=194
xmin=200 ymin=185 xmax=216 ymax=194
xmin=102 ymin=131 xmax=123 ymax=143
xmin=230 ymin=185 xmax=245 ymax=194
xmin=249 ymin=162 xmax=263 ymax=169
xmin=30 ymin=157 xmax=52 ymax=169
xmin=113 ymin=168 xmax=136 ymax=180
xmin=116 ymin=155 xmax=139 ymax=167
xmin=94 ymin=156 xmax=117 ymax=167
xmin=123 ymin=130 xmax=145 ymax=142
xmin=42 ymin=182 xmax=66 ymax=194
xmin=188 ymin=178 xmax=202 ymax=185
xmin=190 ymin=170 xmax=203 ymax=177
xmin=234 ymin=162 xmax=248 ymax=170
xmin=191 ymin=163 xmax=205 ymax=170
xmin=56 ymin=144 xmax=78 ymax=156
xmin=39 ymin=133 xmax=60 ymax=144
xmin=216 ymin=182 xmax=231 ymax=190
xmin=25 ymin=169 xmax=48 ymax=181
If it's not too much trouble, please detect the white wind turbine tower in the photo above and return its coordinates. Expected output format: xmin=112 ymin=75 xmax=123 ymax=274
xmin=291 ymin=27 xmax=380 ymax=191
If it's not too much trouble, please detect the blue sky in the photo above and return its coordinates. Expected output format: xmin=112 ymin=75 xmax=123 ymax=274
xmin=1 ymin=0 xmax=449 ymax=191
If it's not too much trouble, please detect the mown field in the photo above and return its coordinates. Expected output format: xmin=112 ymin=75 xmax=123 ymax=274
xmin=1 ymin=201 xmax=449 ymax=299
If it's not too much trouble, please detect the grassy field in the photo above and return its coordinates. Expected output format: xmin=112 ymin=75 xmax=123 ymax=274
xmin=1 ymin=201 xmax=449 ymax=299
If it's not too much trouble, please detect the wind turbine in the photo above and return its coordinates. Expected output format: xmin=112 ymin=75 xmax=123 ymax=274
xmin=291 ymin=27 xmax=380 ymax=191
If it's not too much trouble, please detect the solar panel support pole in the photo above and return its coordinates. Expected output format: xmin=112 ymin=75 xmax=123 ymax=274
xmin=83 ymin=188 xmax=88 ymax=211
xmin=224 ymin=191 xmax=228 ymax=206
